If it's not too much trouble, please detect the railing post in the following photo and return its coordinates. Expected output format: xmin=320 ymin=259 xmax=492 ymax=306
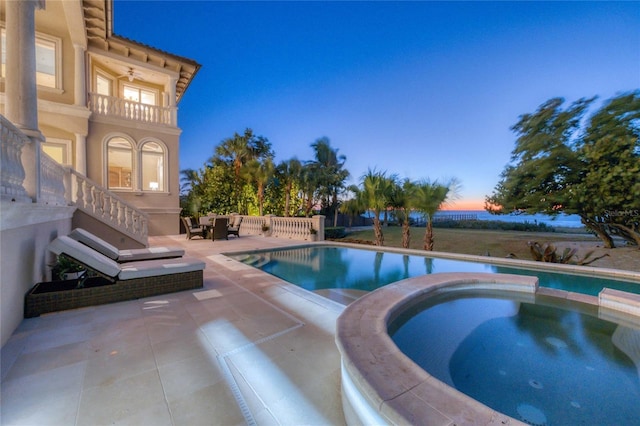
xmin=313 ymin=215 xmax=325 ymax=241
xmin=39 ymin=151 xmax=66 ymax=205
xmin=264 ymin=214 xmax=274 ymax=237
xmin=63 ymin=166 xmax=73 ymax=205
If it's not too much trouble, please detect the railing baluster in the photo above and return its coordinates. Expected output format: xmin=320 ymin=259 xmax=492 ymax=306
xmin=64 ymin=169 xmax=149 ymax=245
xmin=88 ymin=93 xmax=175 ymax=126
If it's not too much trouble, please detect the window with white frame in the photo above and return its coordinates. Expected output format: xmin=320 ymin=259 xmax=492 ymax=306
xmin=107 ymin=137 xmax=133 ymax=190
xmin=105 ymin=136 xmax=167 ymax=192
xmin=123 ymin=84 xmax=157 ymax=105
xmin=0 ymin=28 xmax=62 ymax=90
xmin=96 ymin=73 xmax=112 ymax=96
xmin=141 ymin=141 xmax=165 ymax=191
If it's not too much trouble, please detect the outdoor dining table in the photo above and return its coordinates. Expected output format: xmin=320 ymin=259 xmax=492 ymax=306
xmin=199 ymin=216 xmax=214 ymax=238
xmin=199 ymin=216 xmax=229 ymax=240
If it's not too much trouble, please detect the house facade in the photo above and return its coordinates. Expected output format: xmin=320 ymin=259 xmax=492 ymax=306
xmin=1 ymin=0 xmax=200 ymax=236
xmin=0 ymin=0 xmax=199 ymax=346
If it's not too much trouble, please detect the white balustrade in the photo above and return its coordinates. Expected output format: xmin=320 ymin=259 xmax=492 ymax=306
xmin=240 ymin=215 xmax=266 ymax=236
xmin=2 ymin=114 xmax=148 ymax=244
xmin=232 ymin=214 xmax=324 ymax=241
xmin=0 ymin=114 xmax=30 ymax=202
xmin=88 ymin=93 xmax=176 ymax=126
xmin=39 ymin=151 xmax=66 ymax=205
xmin=68 ymin=169 xmax=148 ymax=244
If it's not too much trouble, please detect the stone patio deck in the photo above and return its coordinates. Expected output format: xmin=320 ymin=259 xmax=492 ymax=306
xmin=1 ymin=235 xmax=346 ymax=425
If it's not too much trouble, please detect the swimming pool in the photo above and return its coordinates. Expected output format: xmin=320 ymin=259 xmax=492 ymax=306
xmin=390 ymin=292 xmax=640 ymax=425
xmin=231 ymin=244 xmax=640 ymax=299
xmin=335 ymin=273 xmax=640 ymax=425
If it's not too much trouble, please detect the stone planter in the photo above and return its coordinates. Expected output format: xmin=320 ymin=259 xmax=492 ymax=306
xmin=25 ymin=277 xmax=113 ymax=318
xmin=24 ymin=270 xmax=203 ymax=318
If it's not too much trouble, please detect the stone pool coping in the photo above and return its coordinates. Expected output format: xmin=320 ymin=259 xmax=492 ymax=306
xmin=335 ymin=272 xmax=640 ymax=425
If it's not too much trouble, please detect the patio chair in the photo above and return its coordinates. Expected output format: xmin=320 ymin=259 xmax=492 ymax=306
xmin=211 ymin=217 xmax=229 ymax=241
xmin=198 ymin=215 xmax=217 ymax=238
xmin=181 ymin=216 xmax=205 ymax=239
xmin=33 ymin=235 xmax=206 ymax=316
xmin=227 ymin=215 xmax=242 ymax=238
xmin=69 ymin=228 xmax=184 ymax=262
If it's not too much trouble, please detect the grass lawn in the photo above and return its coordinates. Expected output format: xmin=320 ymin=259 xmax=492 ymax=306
xmin=340 ymin=226 xmax=601 ymax=260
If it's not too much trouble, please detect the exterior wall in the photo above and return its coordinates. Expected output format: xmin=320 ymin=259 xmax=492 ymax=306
xmin=72 ymin=210 xmax=145 ymax=249
xmin=146 ymin=209 xmax=182 ymax=236
xmin=0 ymin=202 xmax=74 ymax=346
xmin=1 ymin=0 xmax=191 ymax=239
xmin=86 ymin=120 xmax=182 ymax=235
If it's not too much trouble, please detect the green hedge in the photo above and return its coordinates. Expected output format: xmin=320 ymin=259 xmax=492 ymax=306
xmin=325 ymin=227 xmax=347 ymax=239
xmin=432 ymin=220 xmax=555 ymax=232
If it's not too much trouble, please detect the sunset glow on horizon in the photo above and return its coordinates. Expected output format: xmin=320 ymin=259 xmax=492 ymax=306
xmin=442 ymin=199 xmax=486 ymax=211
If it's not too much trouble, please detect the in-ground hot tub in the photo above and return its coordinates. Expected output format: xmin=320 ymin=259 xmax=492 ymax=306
xmin=335 ymin=272 xmax=640 ymax=425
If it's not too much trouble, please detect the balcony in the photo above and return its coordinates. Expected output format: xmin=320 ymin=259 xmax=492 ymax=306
xmin=88 ymin=93 xmax=177 ymax=127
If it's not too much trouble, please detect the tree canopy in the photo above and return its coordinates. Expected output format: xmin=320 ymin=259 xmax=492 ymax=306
xmin=181 ymin=128 xmax=461 ymax=251
xmin=486 ymin=91 xmax=640 ymax=247
xmin=180 ymin=129 xmax=351 ymax=219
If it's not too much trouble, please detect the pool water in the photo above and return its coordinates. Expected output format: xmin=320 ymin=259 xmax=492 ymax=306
xmin=232 ymin=246 xmax=640 ymax=297
xmin=389 ymin=295 xmax=640 ymax=425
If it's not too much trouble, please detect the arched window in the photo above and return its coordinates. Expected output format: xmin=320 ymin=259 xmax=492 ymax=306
xmin=107 ymin=137 xmax=133 ymax=189
xmin=141 ymin=141 xmax=165 ymax=191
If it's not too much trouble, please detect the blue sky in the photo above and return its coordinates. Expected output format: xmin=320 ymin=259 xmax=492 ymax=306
xmin=114 ymin=1 xmax=640 ymax=209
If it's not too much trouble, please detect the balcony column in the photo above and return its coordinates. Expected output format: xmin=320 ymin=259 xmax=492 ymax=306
xmin=73 ymin=43 xmax=87 ymax=107
xmin=4 ymin=0 xmax=46 ymax=202
xmin=75 ymin=133 xmax=87 ymax=175
xmin=168 ymin=76 xmax=178 ymax=125
xmin=72 ymin=44 xmax=87 ymax=176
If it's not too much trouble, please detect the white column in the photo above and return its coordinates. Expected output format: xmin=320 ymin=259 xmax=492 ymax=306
xmin=5 ymin=0 xmax=40 ymax=131
xmin=72 ymin=43 xmax=87 ymax=175
xmin=73 ymin=43 xmax=87 ymax=106
xmin=75 ymin=133 xmax=87 ymax=175
xmin=168 ymin=76 xmax=178 ymax=125
xmin=5 ymin=0 xmax=45 ymax=202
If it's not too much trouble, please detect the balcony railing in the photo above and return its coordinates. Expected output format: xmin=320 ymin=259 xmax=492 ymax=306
xmin=68 ymin=169 xmax=149 ymax=244
xmin=40 ymin=151 xmax=67 ymax=206
xmin=0 ymin=115 xmax=30 ymax=202
xmin=88 ymin=93 xmax=176 ymax=126
xmin=1 ymin=113 xmax=149 ymax=245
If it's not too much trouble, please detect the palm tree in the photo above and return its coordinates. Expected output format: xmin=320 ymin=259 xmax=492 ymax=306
xmin=413 ymin=178 xmax=459 ymax=250
xmin=242 ymin=158 xmax=275 ymax=216
xmin=211 ymin=128 xmax=273 ymax=213
xmin=179 ymin=168 xmax=205 ymax=218
xmin=308 ymin=138 xmax=350 ymax=227
xmin=340 ymin=185 xmax=366 ymax=227
xmin=389 ymin=179 xmax=416 ymax=248
xmin=360 ymin=169 xmax=396 ymax=246
xmin=276 ymin=158 xmax=302 ymax=217
xmin=299 ymin=163 xmax=319 ymax=217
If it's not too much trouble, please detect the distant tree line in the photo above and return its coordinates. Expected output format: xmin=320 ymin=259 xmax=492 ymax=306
xmin=180 ymin=129 xmax=459 ymax=251
xmin=180 ymin=129 xmax=349 ymax=224
xmin=486 ymin=91 xmax=640 ymax=247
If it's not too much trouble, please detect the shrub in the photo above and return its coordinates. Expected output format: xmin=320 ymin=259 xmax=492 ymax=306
xmin=432 ymin=220 xmax=555 ymax=232
xmin=325 ymin=227 xmax=347 ymax=239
